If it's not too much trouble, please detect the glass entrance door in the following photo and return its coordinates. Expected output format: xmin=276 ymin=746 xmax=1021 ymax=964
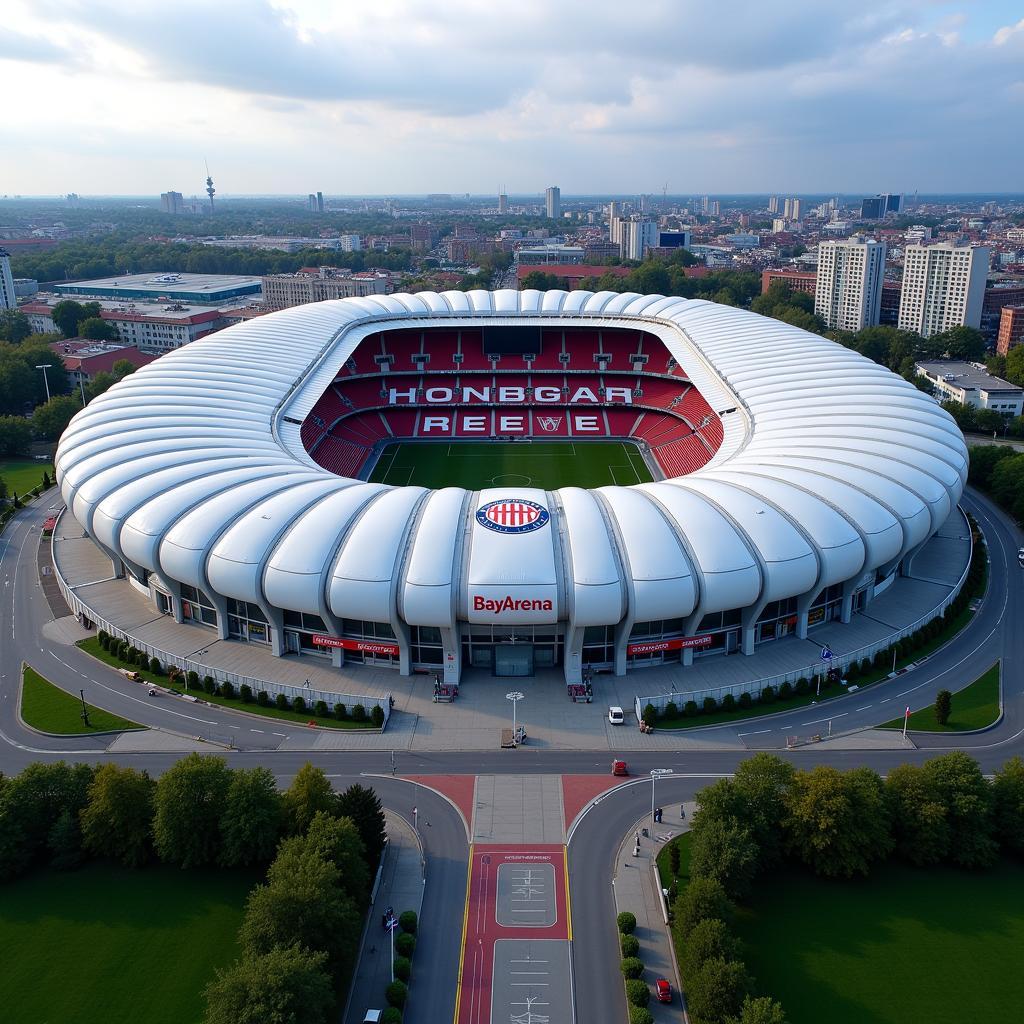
xmin=494 ymin=644 xmax=534 ymax=677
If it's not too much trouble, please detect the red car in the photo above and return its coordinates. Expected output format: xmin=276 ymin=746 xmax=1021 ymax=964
xmin=612 ymin=759 xmax=629 ymax=776
xmin=656 ymin=978 xmax=672 ymax=1003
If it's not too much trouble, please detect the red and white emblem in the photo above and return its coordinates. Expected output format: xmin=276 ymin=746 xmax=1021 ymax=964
xmin=476 ymin=498 xmax=550 ymax=534
xmin=536 ymin=416 xmax=562 ymax=432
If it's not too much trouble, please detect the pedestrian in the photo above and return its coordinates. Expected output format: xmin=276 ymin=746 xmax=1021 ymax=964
xmin=304 ymin=678 xmax=310 ymax=689
xmin=680 ymin=805 xmax=686 ymax=819
xmin=635 ymin=832 xmax=640 ymax=846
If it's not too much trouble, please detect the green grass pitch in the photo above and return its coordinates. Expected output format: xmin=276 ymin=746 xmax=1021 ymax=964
xmin=367 ymin=440 xmax=654 ymax=489
xmin=0 ymin=863 xmax=257 ymax=1024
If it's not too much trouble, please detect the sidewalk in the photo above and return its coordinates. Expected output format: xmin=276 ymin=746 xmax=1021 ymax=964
xmin=612 ymin=802 xmax=695 ymax=1023
xmin=344 ymin=811 xmax=424 ymax=1024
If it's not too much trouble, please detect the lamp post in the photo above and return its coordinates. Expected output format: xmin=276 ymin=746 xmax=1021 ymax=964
xmin=506 ymin=691 xmax=525 ymax=744
xmin=35 ymin=364 xmax=53 ymax=403
xmin=650 ymin=768 xmax=673 ymax=826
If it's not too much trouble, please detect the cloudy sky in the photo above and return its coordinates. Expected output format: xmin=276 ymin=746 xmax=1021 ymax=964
xmin=2 ymin=0 xmax=1022 ymax=196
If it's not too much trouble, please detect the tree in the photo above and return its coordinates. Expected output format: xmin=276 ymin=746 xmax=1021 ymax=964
xmin=84 ymin=371 xmax=118 ymax=402
xmin=80 ymin=763 xmax=156 ymax=867
xmin=726 ymin=995 xmax=790 ymax=1024
xmin=992 ymin=756 xmax=1024 ymax=856
xmin=783 ymin=766 xmax=892 ymax=877
xmin=0 ymin=415 xmax=32 ymax=456
xmin=48 ymin=807 xmax=84 ymax=870
xmin=934 ymin=689 xmax=952 ymax=726
xmin=283 ymin=763 xmax=337 ymax=835
xmin=934 ymin=325 xmax=986 ymax=362
xmin=689 ymin=814 xmax=760 ymax=899
xmin=203 ymin=944 xmax=334 ymax=1024
xmin=240 ymin=846 xmax=360 ymax=979
xmin=0 ymin=310 xmax=32 ymax=343
xmin=730 ymin=753 xmax=795 ymax=868
xmin=78 ymin=317 xmax=118 ymax=341
xmin=153 ymin=753 xmax=232 ymax=867
xmin=680 ymin=917 xmax=744 ymax=976
xmin=219 ymin=766 xmax=282 ymax=868
xmin=685 ymin=956 xmax=751 ymax=1023
xmin=923 ymin=752 xmax=997 ymax=867
xmin=884 ymin=763 xmax=950 ymax=865
xmin=673 ymin=876 xmax=734 ymax=937
xmin=31 ymin=395 xmax=81 ymax=442
xmin=335 ymin=782 xmax=387 ymax=868
xmin=298 ymin=810 xmax=369 ymax=901
xmin=51 ymin=300 xmax=89 ymax=338
xmin=111 ymin=358 xmax=137 ymax=380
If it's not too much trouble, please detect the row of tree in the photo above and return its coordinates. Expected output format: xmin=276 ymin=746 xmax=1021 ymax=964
xmin=966 ymin=444 xmax=1024 ymax=524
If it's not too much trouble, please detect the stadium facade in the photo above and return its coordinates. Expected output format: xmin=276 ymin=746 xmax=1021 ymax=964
xmin=54 ymin=289 xmax=967 ymax=685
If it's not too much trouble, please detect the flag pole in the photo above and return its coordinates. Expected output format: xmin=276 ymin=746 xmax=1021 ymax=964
xmin=902 ymin=706 xmax=910 ymax=739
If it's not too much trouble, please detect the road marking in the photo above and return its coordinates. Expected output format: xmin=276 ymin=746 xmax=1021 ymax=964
xmin=737 ymin=728 xmax=771 ymax=736
xmin=800 ymin=712 xmax=848 ymax=726
xmin=250 ymin=728 xmax=265 ymax=733
xmin=855 ymin=705 xmax=873 ymax=711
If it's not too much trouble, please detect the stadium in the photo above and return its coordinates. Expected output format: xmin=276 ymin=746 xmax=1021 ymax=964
xmin=54 ymin=289 xmax=968 ymax=686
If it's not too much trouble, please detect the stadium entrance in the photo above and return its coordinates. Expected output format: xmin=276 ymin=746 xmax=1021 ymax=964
xmin=462 ymin=625 xmax=563 ymax=676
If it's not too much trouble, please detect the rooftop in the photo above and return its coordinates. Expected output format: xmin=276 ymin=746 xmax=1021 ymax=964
xmin=916 ymin=360 xmax=1022 ymax=394
xmin=53 ymin=272 xmax=262 ymax=301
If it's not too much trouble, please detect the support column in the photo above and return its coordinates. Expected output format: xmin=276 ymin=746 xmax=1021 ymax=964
xmin=564 ymin=626 xmax=584 ymax=685
xmin=210 ymin=592 xmax=230 ymax=640
xmin=440 ymin=627 xmax=461 ymax=684
xmin=682 ymin=646 xmax=694 ymax=667
xmin=331 ymin=647 xmax=344 ymax=669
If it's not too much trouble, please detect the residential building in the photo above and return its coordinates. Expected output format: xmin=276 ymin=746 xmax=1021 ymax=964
xmin=261 ymin=268 xmax=391 ymax=311
xmin=880 ymin=281 xmax=902 ymax=326
xmin=545 ymin=186 xmax=561 ymax=221
xmin=915 ymin=360 xmax=1023 ymax=415
xmin=760 ymin=269 xmax=816 ymax=295
xmin=997 ymin=306 xmax=1024 ymax=356
xmin=982 ymin=281 xmax=1024 ymax=340
xmin=772 ymin=218 xmax=787 ymax=233
xmin=49 ymin=340 xmax=156 ymax=388
xmin=898 ymin=243 xmax=990 ymax=337
xmin=307 ymin=193 xmax=317 ymax=211
xmin=0 ymin=248 xmax=15 ymax=309
xmin=790 ymin=199 xmax=802 ymax=220
xmin=409 ymin=224 xmax=435 ymax=253
xmin=338 ymin=234 xmax=362 ymax=252
xmin=498 ymin=192 xmax=508 ymax=214
xmin=160 ymin=191 xmax=185 ymax=215
xmin=583 ymin=241 xmax=621 ymax=261
xmin=622 ymin=217 xmax=658 ymax=261
xmin=768 ymin=196 xmax=779 ymax=214
xmin=814 ymin=237 xmax=887 ymax=332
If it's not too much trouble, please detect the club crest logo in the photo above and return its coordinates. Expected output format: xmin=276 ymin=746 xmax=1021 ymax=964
xmin=476 ymin=499 xmax=550 ymax=535
xmin=536 ymin=416 xmax=563 ymax=432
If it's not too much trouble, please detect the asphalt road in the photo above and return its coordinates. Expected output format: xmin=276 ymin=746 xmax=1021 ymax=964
xmin=2 ymin=486 xmax=1023 ymax=1024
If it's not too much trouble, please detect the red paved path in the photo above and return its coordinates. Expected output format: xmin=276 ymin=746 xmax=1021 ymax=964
xmin=561 ymin=774 xmax=627 ymax=833
xmin=403 ymin=774 xmax=476 ymax=836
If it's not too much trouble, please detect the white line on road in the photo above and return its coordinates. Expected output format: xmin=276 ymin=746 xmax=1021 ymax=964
xmin=855 ymin=705 xmax=873 ymax=711
xmin=737 ymin=729 xmax=771 ymax=736
xmin=800 ymin=712 xmax=848 ymax=726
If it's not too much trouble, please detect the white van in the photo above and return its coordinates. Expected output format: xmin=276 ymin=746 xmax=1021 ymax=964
xmin=608 ymin=706 xmax=624 ymax=725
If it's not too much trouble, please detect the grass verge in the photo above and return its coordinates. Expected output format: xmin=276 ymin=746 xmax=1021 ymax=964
xmin=20 ymin=664 xmax=142 ymax=734
xmin=0 ymin=459 xmax=54 ymax=497
xmin=879 ymin=662 xmax=1001 ymax=732
xmin=655 ymin=831 xmax=692 ymax=896
xmin=734 ymin=860 xmax=1024 ymax=1024
xmin=77 ymin=636 xmax=381 ymax=730
xmin=0 ymin=862 xmax=257 ymax=1024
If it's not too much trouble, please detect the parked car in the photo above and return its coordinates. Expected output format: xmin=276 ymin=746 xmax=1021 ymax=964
xmin=608 ymin=705 xmax=624 ymax=725
xmin=612 ymin=759 xmax=629 ymax=776
xmin=361 ymin=1011 xmax=382 ymax=1024
xmin=656 ymin=978 xmax=672 ymax=1003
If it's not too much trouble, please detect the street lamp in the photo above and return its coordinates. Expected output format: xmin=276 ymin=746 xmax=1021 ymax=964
xmin=35 ymin=364 xmax=53 ymax=403
xmin=506 ymin=691 xmax=525 ymax=744
xmin=650 ymin=768 xmax=673 ymax=826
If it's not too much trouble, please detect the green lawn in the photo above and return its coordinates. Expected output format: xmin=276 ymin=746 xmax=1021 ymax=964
xmin=0 ymin=459 xmax=55 ymax=497
xmin=77 ymin=637 xmax=381 ymax=730
xmin=0 ymin=862 xmax=256 ymax=1024
xmin=368 ymin=440 xmax=652 ymax=489
xmin=880 ymin=662 xmax=1001 ymax=732
xmin=656 ymin=831 xmax=692 ymax=894
xmin=734 ymin=861 xmax=1024 ymax=1024
xmin=20 ymin=664 xmax=142 ymax=734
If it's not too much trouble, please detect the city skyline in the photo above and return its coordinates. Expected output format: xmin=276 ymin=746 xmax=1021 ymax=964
xmin=2 ymin=1 xmax=1023 ymax=195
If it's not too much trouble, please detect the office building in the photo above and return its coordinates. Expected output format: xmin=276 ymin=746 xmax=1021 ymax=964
xmin=814 ymin=237 xmax=887 ymax=332
xmin=898 ymin=243 xmax=990 ymax=337
xmin=498 ymin=191 xmax=508 ymax=215
xmin=916 ymin=360 xmax=1023 ymax=415
xmin=545 ymin=186 xmax=561 ymax=221
xmin=658 ymin=230 xmax=691 ymax=249
xmin=0 ymin=249 xmax=15 ymax=310
xmin=516 ymin=245 xmax=585 ymax=266
xmin=307 ymin=193 xmax=317 ymax=211
xmin=861 ymin=193 xmax=903 ymax=220
xmin=317 ymin=191 xmax=324 ymax=213
xmin=997 ymin=306 xmax=1024 ymax=356
xmin=261 ymin=268 xmax=391 ymax=311
xmin=160 ymin=191 xmax=185 ymax=215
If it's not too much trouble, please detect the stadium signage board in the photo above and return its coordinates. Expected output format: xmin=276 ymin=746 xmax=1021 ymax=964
xmin=312 ymin=635 xmax=400 ymax=656
xmin=626 ymin=635 xmax=713 ymax=656
xmin=388 ymin=385 xmax=633 ymax=405
xmin=473 ymin=595 xmax=555 ymax=615
xmin=476 ymin=498 xmax=550 ymax=534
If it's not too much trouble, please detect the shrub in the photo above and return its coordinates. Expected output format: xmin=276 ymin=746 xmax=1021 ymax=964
xmin=664 ymin=700 xmax=679 ymax=720
xmin=703 ymin=696 xmax=717 ymax=714
xmin=738 ymin=691 xmax=753 ymax=709
xmin=778 ymin=681 xmax=793 ymax=699
xmin=334 ymin=703 xmax=348 ymax=720
xmin=722 ymin=693 xmax=736 ymax=712
xmin=617 ymin=911 xmax=636 ymax=934
xmin=315 ymin=699 xmax=328 ymax=717
xmin=220 ymin=681 xmax=236 ymax=700
xmin=240 ymin=684 xmax=253 ymax=703
xmin=381 ymin=1009 xmax=403 ymax=1024
xmin=99 ymin=634 xmax=110 ymax=650
xmin=795 ymin=676 xmax=809 ymax=695
xmin=257 ymin=690 xmax=270 ymax=706
xmin=203 ymin=676 xmax=216 ymax=694
xmin=760 ymin=685 xmax=775 ymax=704
xmin=372 ymin=704 xmax=385 ymax=728
xmin=873 ymin=650 xmax=887 ymax=670
xmin=674 ymin=877 xmax=735 ymax=935
xmin=399 ymin=910 xmax=417 ymax=934
xmin=642 ymin=703 xmax=657 ymax=726
xmin=352 ymin=704 xmax=367 ymax=722
xmin=386 ymin=980 xmax=408 ymax=1009
xmin=293 ymin=696 xmax=307 ymax=714
xmin=275 ymin=693 xmax=290 ymax=711
xmin=935 ymin=689 xmax=952 ymax=726
xmin=98 ymin=629 xmax=108 ymax=643
xmin=860 ymin=658 xmax=871 ymax=676
xmin=629 ymin=1008 xmax=654 ymax=1024
xmin=621 ymin=933 xmax=640 ymax=957
xmin=625 ymin=978 xmax=650 ymax=1007
xmin=620 ymin=957 xmax=644 ymax=979
xmin=186 ymin=670 xmax=199 ymax=689
xmin=684 ymin=700 xmax=699 ymax=717
xmin=149 ymin=657 xmax=162 ymax=675
xmin=393 ymin=955 xmax=411 ymax=982
xmin=395 ymin=932 xmax=415 ymax=957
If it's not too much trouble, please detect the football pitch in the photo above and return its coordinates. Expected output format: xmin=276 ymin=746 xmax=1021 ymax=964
xmin=367 ymin=441 xmax=654 ymax=489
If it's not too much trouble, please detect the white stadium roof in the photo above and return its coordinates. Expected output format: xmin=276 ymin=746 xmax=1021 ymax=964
xmin=56 ymin=289 xmax=967 ymax=644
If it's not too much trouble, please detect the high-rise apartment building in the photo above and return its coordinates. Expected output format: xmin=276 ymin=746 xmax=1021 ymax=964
xmin=997 ymin=306 xmax=1024 ymax=356
xmin=790 ymin=198 xmax=802 ymax=221
xmin=783 ymin=198 xmax=794 ymax=220
xmin=160 ymin=191 xmax=185 ymax=215
xmin=545 ymin=186 xmax=561 ymax=220
xmin=622 ymin=217 xmax=658 ymax=261
xmin=0 ymin=249 xmax=16 ymax=310
xmin=898 ymin=243 xmax=990 ymax=337
xmin=814 ymin=237 xmax=887 ymax=332
xmin=768 ymin=196 xmax=779 ymax=214
xmin=498 ymin=191 xmax=508 ymax=214
xmin=307 ymin=193 xmax=317 ymax=211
